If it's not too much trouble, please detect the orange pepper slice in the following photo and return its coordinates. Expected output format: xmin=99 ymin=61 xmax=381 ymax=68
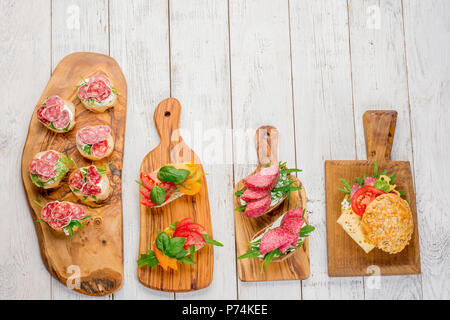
xmin=153 ymin=230 xmax=178 ymax=271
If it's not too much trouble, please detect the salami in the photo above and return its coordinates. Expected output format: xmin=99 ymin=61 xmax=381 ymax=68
xmin=34 ymin=160 xmax=56 ymax=178
xmin=40 ymin=150 xmax=60 ymax=165
xmin=243 ymin=164 xmax=280 ymax=191
xmin=69 ymin=170 xmax=84 ymax=189
xmin=42 ymin=98 xmax=63 ymax=122
xmin=48 ymin=217 xmax=71 ymax=229
xmin=52 ymin=109 xmax=70 ymax=129
xmin=259 ymin=227 xmax=296 ymax=255
xmin=41 ymin=201 xmax=59 ymax=222
xmin=52 ymin=201 xmax=72 ymax=220
xmin=81 ymin=183 xmax=102 ymax=196
xmin=240 ymin=189 xmax=269 ymax=202
xmin=40 ymin=201 xmax=87 ymax=232
xmin=76 ymin=125 xmax=111 ymax=145
xmin=283 ymin=208 xmax=303 ymax=220
xmin=78 ymin=75 xmax=112 ymax=102
xmin=244 ymin=195 xmax=272 ymax=217
xmin=70 ymin=204 xmax=86 ymax=220
xmin=92 ymin=140 xmax=109 ymax=158
xmin=36 ymin=106 xmax=50 ymax=125
xmin=86 ymin=165 xmax=102 ymax=184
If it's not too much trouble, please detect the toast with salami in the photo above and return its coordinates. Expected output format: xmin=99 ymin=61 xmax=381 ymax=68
xmin=36 ymin=95 xmax=75 ymax=133
xmin=76 ymin=125 xmax=114 ymax=160
xmin=28 ymin=150 xmax=72 ymax=189
xmin=235 ymin=162 xmax=301 ymax=218
xmin=69 ymin=164 xmax=111 ymax=206
xmin=238 ymin=208 xmax=314 ymax=270
xmin=77 ymin=74 xmax=117 ymax=113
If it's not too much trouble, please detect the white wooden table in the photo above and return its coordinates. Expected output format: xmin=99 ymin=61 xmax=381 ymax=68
xmin=0 ymin=0 xmax=448 ymax=300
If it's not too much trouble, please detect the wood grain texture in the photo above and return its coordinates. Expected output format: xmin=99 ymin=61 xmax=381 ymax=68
xmin=289 ymin=0 xmax=365 ymax=300
xmin=137 ymin=98 xmax=213 ymax=292
xmin=234 ymin=126 xmax=310 ymax=282
xmin=403 ymin=0 xmax=450 ymax=300
xmin=168 ymin=0 xmax=236 ymax=299
xmin=326 ymin=111 xmax=420 ymax=276
xmin=0 ymin=0 xmax=52 ymax=300
xmin=348 ymin=0 xmax=421 ymax=299
xmin=21 ymin=52 xmax=126 ymax=296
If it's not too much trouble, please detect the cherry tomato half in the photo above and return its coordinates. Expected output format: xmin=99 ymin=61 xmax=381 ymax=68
xmin=351 ymin=186 xmax=385 ymax=216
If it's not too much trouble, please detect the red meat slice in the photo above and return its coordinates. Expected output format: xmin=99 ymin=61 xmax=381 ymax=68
xmin=92 ymin=140 xmax=109 ymax=158
xmin=78 ymin=76 xmax=111 ymax=101
xmin=69 ymin=170 xmax=84 ymax=190
xmin=76 ymin=125 xmax=111 ymax=145
xmin=70 ymin=204 xmax=86 ymax=220
xmin=243 ymin=165 xmax=280 ymax=191
xmin=46 ymin=95 xmax=64 ymax=108
xmin=42 ymin=103 xmax=62 ymax=122
xmin=281 ymin=217 xmax=305 ymax=246
xmin=86 ymin=165 xmax=102 ymax=184
xmin=52 ymin=202 xmax=72 ymax=220
xmin=90 ymin=74 xmax=111 ymax=86
xmin=37 ymin=106 xmax=50 ymax=125
xmin=53 ymin=109 xmax=70 ymax=129
xmin=81 ymin=183 xmax=101 ymax=196
xmin=244 ymin=195 xmax=272 ymax=217
xmin=40 ymin=150 xmax=60 ymax=165
xmin=48 ymin=217 xmax=71 ymax=229
xmin=259 ymin=227 xmax=296 ymax=255
xmin=41 ymin=201 xmax=59 ymax=222
xmin=35 ymin=161 xmax=56 ymax=178
xmin=240 ymin=189 xmax=269 ymax=202
xmin=283 ymin=208 xmax=303 ymax=220
xmin=278 ymin=241 xmax=292 ymax=254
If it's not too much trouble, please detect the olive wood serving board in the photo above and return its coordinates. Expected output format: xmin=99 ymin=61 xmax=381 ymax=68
xmin=21 ymin=52 xmax=126 ymax=296
xmin=137 ymin=98 xmax=213 ymax=292
xmin=234 ymin=126 xmax=310 ymax=281
xmin=325 ymin=110 xmax=420 ymax=276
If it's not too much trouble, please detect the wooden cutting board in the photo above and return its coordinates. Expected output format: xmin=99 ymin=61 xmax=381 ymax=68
xmin=137 ymin=98 xmax=213 ymax=292
xmin=21 ymin=52 xmax=127 ymax=295
xmin=234 ymin=126 xmax=310 ymax=281
xmin=325 ymin=110 xmax=420 ymax=276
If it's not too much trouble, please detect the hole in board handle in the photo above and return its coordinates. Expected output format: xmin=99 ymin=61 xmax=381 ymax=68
xmin=164 ymin=111 xmax=171 ymax=117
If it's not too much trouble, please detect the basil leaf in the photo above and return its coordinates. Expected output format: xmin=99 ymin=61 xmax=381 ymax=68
xmin=157 ymin=166 xmax=190 ymax=183
xmin=165 ymin=237 xmax=187 ymax=259
xmin=169 ymin=221 xmax=178 ymax=230
xmin=155 ymin=232 xmax=170 ymax=253
xmin=150 ymin=185 xmax=166 ymax=205
xmin=137 ymin=251 xmax=159 ymax=267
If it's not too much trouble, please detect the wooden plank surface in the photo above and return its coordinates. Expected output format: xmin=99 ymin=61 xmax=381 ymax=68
xmin=403 ymin=0 xmax=450 ymax=300
xmin=0 ymin=0 xmax=449 ymax=300
xmin=21 ymin=52 xmax=126 ymax=297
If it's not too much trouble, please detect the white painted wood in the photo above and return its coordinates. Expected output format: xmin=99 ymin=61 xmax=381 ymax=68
xmin=402 ymin=0 xmax=450 ymax=300
xmin=109 ymin=0 xmax=173 ymax=300
xmin=168 ymin=0 xmax=237 ymax=300
xmin=0 ymin=0 xmax=52 ymax=300
xmin=348 ymin=0 xmax=422 ymax=299
xmin=289 ymin=0 xmax=364 ymax=300
xmin=50 ymin=0 xmax=111 ymax=299
xmin=229 ymin=0 xmax=300 ymax=300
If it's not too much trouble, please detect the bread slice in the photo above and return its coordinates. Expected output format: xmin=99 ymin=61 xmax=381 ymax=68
xmin=76 ymin=134 xmax=114 ymax=161
xmin=71 ymin=174 xmax=111 ymax=207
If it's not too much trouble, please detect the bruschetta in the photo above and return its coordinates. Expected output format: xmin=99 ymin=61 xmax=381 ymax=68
xmin=137 ymin=218 xmax=223 ymax=270
xmin=77 ymin=74 xmax=117 ymax=112
xmin=69 ymin=165 xmax=110 ymax=206
xmin=234 ymin=162 xmax=301 ymax=217
xmin=238 ymin=208 xmax=314 ymax=271
xmin=75 ymin=125 xmax=114 ymax=160
xmin=36 ymin=95 xmax=75 ymax=133
xmin=38 ymin=200 xmax=90 ymax=236
xmin=138 ymin=163 xmax=203 ymax=208
xmin=28 ymin=150 xmax=72 ymax=189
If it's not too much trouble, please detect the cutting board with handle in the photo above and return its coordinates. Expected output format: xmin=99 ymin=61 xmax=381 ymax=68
xmin=137 ymin=98 xmax=213 ymax=292
xmin=234 ymin=126 xmax=310 ymax=281
xmin=21 ymin=52 xmax=126 ymax=296
xmin=325 ymin=110 xmax=420 ymax=276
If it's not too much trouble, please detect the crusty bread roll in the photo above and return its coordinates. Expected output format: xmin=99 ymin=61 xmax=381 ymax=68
xmin=36 ymin=96 xmax=76 ymax=133
xmin=69 ymin=165 xmax=111 ymax=207
xmin=28 ymin=150 xmax=71 ymax=189
xmin=76 ymin=134 xmax=114 ymax=161
xmin=75 ymin=125 xmax=115 ymax=161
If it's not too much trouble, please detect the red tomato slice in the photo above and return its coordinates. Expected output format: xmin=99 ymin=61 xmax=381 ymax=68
xmin=351 ymin=186 xmax=385 ymax=216
xmin=176 ymin=217 xmax=193 ymax=229
xmin=175 ymin=222 xmax=207 ymax=235
xmin=140 ymin=172 xmax=154 ymax=190
xmin=140 ymin=188 xmax=151 ymax=200
xmin=173 ymin=229 xmax=206 ymax=249
xmin=141 ymin=197 xmax=157 ymax=207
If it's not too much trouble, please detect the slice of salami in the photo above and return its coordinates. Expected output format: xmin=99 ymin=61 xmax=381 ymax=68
xmin=46 ymin=95 xmax=64 ymax=108
xmin=53 ymin=109 xmax=70 ymax=129
xmin=76 ymin=125 xmax=111 ymax=145
xmin=87 ymin=79 xmax=111 ymax=101
xmin=37 ymin=106 xmax=50 ymax=125
xmin=283 ymin=208 xmax=303 ymax=220
xmin=48 ymin=216 xmax=71 ymax=229
xmin=96 ymin=125 xmax=111 ymax=141
xmin=41 ymin=201 xmax=59 ymax=222
xmin=52 ymin=201 xmax=72 ymax=220
xmin=29 ymin=159 xmax=39 ymax=174
xmin=90 ymin=74 xmax=111 ymax=86
xmin=240 ymin=189 xmax=269 ymax=202
xmin=259 ymin=227 xmax=296 ymax=255
xmin=86 ymin=165 xmax=102 ymax=184
xmin=69 ymin=170 xmax=85 ymax=189
xmin=81 ymin=183 xmax=101 ymax=196
xmin=70 ymin=204 xmax=86 ymax=220
xmin=77 ymin=83 xmax=89 ymax=100
xmin=40 ymin=150 xmax=60 ymax=165
xmin=92 ymin=140 xmax=109 ymax=158
xmin=35 ymin=160 xmax=56 ymax=178
xmin=42 ymin=102 xmax=63 ymax=122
